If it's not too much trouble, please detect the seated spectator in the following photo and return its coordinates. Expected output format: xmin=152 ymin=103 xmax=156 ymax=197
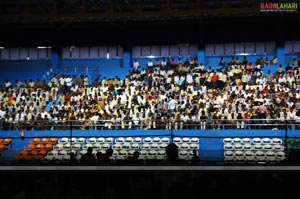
xmin=271 ymin=55 xmax=278 ymax=64
xmin=264 ymin=57 xmax=271 ymax=67
xmin=277 ymin=64 xmax=284 ymax=74
xmin=242 ymin=56 xmax=248 ymax=65
xmin=147 ymin=59 xmax=153 ymax=70
xmin=218 ymin=57 xmax=226 ymax=68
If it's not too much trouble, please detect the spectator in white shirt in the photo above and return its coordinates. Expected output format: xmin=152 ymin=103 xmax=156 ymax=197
xmin=133 ymin=60 xmax=140 ymax=71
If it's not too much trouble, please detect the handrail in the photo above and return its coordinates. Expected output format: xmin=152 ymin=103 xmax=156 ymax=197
xmin=2 ymin=119 xmax=299 ymax=131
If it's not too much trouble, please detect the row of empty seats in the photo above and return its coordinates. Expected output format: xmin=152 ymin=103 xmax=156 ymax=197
xmin=16 ymin=137 xmax=58 ymax=160
xmin=223 ymin=137 xmax=286 ymax=162
xmin=44 ymin=136 xmax=200 ymax=161
xmin=58 ymin=136 xmax=199 ymax=144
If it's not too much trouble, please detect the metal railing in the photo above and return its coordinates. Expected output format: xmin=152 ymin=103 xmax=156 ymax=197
xmin=1 ymin=119 xmax=299 ymax=131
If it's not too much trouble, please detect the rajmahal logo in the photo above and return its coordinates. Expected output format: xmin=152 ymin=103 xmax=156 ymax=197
xmin=260 ymin=2 xmax=299 ymax=12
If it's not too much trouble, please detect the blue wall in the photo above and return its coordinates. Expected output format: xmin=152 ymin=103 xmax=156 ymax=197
xmin=61 ymin=58 xmax=129 ymax=80
xmin=0 ymin=60 xmax=51 ymax=85
xmin=204 ymin=55 xmax=276 ymax=69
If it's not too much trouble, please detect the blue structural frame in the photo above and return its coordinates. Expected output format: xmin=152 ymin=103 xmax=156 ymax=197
xmin=0 ymin=129 xmax=293 ymax=161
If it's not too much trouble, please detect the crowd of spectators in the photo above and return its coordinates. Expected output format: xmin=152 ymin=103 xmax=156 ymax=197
xmin=1 ymin=55 xmax=300 ymax=131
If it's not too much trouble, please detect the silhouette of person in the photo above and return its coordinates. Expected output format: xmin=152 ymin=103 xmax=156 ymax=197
xmin=80 ymin=147 xmax=96 ymax=166
xmin=159 ymin=143 xmax=188 ymax=166
xmin=125 ymin=151 xmax=144 ymax=166
xmin=69 ymin=152 xmax=79 ymax=166
xmin=190 ymin=149 xmax=200 ymax=166
xmin=98 ymin=148 xmax=114 ymax=166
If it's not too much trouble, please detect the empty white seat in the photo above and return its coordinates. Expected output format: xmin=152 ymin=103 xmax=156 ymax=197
xmin=233 ymin=143 xmax=243 ymax=150
xmin=125 ymin=137 xmax=134 ymax=142
xmin=53 ymin=143 xmax=64 ymax=150
xmin=255 ymin=151 xmax=265 ymax=157
xmin=49 ymin=150 xmax=59 ymax=156
xmin=59 ymin=137 xmax=69 ymax=143
xmin=191 ymin=137 xmax=199 ymax=143
xmin=267 ymin=156 xmax=277 ymax=162
xmin=253 ymin=137 xmax=262 ymax=144
xmin=245 ymin=154 xmax=255 ymax=161
xmin=106 ymin=137 xmax=114 ymax=143
xmin=263 ymin=144 xmax=273 ymax=150
xmin=140 ymin=150 xmax=148 ymax=156
xmin=63 ymin=143 xmax=71 ymax=149
xmin=99 ymin=150 xmax=106 ymax=154
xmin=131 ymin=143 xmax=140 ymax=149
xmin=58 ymin=150 xmax=68 ymax=156
xmin=190 ymin=143 xmax=199 ymax=149
xmin=223 ymin=138 xmax=232 ymax=143
xmin=71 ymin=143 xmax=82 ymax=150
xmin=134 ymin=137 xmax=142 ymax=143
xmin=161 ymin=137 xmax=170 ymax=143
xmin=179 ymin=143 xmax=189 ymax=149
xmin=224 ymin=156 xmax=235 ymax=161
xmin=182 ymin=137 xmax=190 ymax=143
xmin=232 ymin=137 xmax=241 ymax=143
xmin=127 ymin=150 xmax=136 ymax=156
xmin=79 ymin=150 xmax=87 ymax=155
xmin=223 ymin=143 xmax=233 ymax=150
xmin=116 ymin=137 xmax=125 ymax=143
xmin=242 ymin=138 xmax=251 ymax=143
xmin=173 ymin=137 xmax=181 ymax=143
xmin=224 ymin=150 xmax=234 ymax=156
xmin=118 ymin=150 xmax=127 ymax=156
xmin=118 ymin=149 xmax=127 ymax=155
xmin=273 ymin=144 xmax=284 ymax=151
xmin=276 ymin=151 xmax=286 ymax=158
xmin=143 ymin=137 xmax=152 ymax=143
xmin=157 ymin=150 xmax=166 ymax=156
xmin=254 ymin=144 xmax=264 ymax=150
xmin=234 ymin=150 xmax=243 ymax=157
xmin=235 ymin=155 xmax=245 ymax=161
xmin=244 ymin=151 xmax=254 ymax=157
xmin=142 ymin=143 xmax=151 ymax=149
xmin=272 ymin=138 xmax=282 ymax=145
xmin=256 ymin=156 xmax=266 ymax=161
xmin=88 ymin=137 xmax=97 ymax=143
xmin=122 ymin=143 xmax=131 ymax=149
xmin=101 ymin=143 xmax=111 ymax=149
xmin=160 ymin=143 xmax=168 ymax=149
xmin=150 ymin=143 xmax=159 ymax=149
xmin=148 ymin=150 xmax=157 ymax=159
xmin=243 ymin=143 xmax=253 ymax=150
xmin=97 ymin=137 xmax=105 ymax=143
xmin=83 ymin=143 xmax=93 ymax=149
xmin=179 ymin=150 xmax=189 ymax=157
xmin=152 ymin=137 xmax=161 ymax=143
xmin=70 ymin=137 xmax=77 ymax=143
xmin=265 ymin=151 xmax=275 ymax=157
xmin=44 ymin=155 xmax=55 ymax=161
xmin=77 ymin=137 xmax=85 ymax=143
xmin=148 ymin=150 xmax=157 ymax=156
xmin=113 ymin=143 xmax=123 ymax=149
xmin=93 ymin=143 xmax=102 ymax=150
xmin=262 ymin=137 xmax=272 ymax=144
